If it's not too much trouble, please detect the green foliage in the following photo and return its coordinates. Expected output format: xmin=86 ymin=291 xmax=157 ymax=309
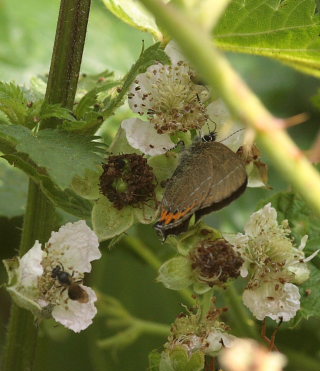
xmin=215 ymin=0 xmax=320 ymax=77
xmin=0 ymin=124 xmax=105 ymax=190
xmin=0 ymin=158 xmax=27 ymax=217
xmin=298 ymin=264 xmax=320 ymax=320
xmin=0 ymin=82 xmax=29 ymax=125
xmin=102 ymin=0 xmax=162 ymax=40
xmin=263 ymin=191 xmax=320 ymax=254
xmin=39 ymin=103 xmax=76 ymax=122
xmin=3 ymin=153 xmax=92 ymax=219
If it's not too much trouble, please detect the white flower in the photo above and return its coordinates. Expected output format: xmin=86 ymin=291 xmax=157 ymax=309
xmin=204 ymin=330 xmax=236 ymax=356
xmin=121 ymin=118 xmax=175 ymax=156
xmin=224 ymin=203 xmax=315 ymax=283
xmin=219 ymin=338 xmax=287 ymax=371
xmin=4 ymin=221 xmax=101 ymax=333
xmin=242 ymin=281 xmax=300 ymax=322
xmin=19 ymin=241 xmax=44 ymax=289
xmin=127 ymin=41 xmax=209 ymax=138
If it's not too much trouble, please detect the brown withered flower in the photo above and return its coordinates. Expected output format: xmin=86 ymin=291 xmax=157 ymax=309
xmin=190 ymin=239 xmax=243 ymax=287
xmin=99 ymin=154 xmax=156 ymax=209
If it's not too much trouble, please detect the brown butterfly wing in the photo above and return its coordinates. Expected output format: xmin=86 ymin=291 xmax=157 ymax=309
xmin=196 ymin=141 xmax=247 ymax=209
xmin=160 ymin=141 xmax=247 ymax=227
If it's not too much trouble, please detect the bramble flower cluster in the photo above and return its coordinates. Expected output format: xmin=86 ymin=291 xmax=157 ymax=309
xmin=122 ymin=41 xmax=239 ymax=157
xmin=153 ymin=305 xmax=236 ymax=369
xmin=225 ymin=203 xmax=318 ymax=322
xmin=3 ymin=221 xmax=101 ymax=332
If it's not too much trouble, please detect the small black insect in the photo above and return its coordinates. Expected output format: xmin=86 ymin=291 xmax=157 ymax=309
xmin=51 ymin=265 xmax=89 ymax=303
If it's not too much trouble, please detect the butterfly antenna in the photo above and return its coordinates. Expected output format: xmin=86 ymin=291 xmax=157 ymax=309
xmin=219 ymin=128 xmax=245 ymax=143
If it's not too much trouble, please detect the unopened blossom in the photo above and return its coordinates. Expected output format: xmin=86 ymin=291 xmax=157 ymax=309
xmin=166 ymin=306 xmax=237 ymax=357
xmin=3 ymin=221 xmax=101 ymax=333
xmin=219 ymin=338 xmax=287 ymax=371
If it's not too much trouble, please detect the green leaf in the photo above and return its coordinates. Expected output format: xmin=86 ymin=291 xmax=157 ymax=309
xmin=262 ymin=191 xmax=320 ymax=255
xmin=159 ymin=348 xmax=205 ymax=371
xmin=92 ymin=197 xmax=135 ymax=241
xmin=298 ymin=264 xmax=320 ymax=320
xmin=103 ymin=43 xmax=171 ymax=118
xmin=157 ymin=256 xmax=194 ymax=291
xmin=0 ymin=157 xmax=27 ymax=217
xmin=149 ymin=349 xmax=161 ymax=371
xmin=3 ymin=153 xmax=92 ymax=219
xmin=39 ymin=103 xmax=76 ymax=121
xmin=102 ymin=0 xmax=162 ymax=40
xmin=215 ymin=0 xmax=320 ymax=77
xmin=75 ymin=81 xmax=119 ymax=119
xmin=0 ymin=82 xmax=28 ymax=125
xmin=0 ymin=123 xmax=106 ymax=190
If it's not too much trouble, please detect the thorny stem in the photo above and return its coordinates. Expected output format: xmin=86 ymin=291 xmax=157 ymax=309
xmin=1 ymin=183 xmax=57 ymax=371
xmin=1 ymin=1 xmax=91 ymax=370
xmin=139 ymin=0 xmax=320 ymax=216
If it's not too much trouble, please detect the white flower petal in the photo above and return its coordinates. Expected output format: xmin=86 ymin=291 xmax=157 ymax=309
xmin=128 ymin=65 xmax=162 ymax=114
xmin=304 ymin=249 xmax=320 ymax=263
xmin=121 ymin=118 xmax=175 ymax=155
xmin=52 ymin=286 xmax=97 ymax=333
xmin=243 ymin=282 xmax=300 ymax=322
xmin=19 ymin=241 xmax=44 ymax=287
xmin=287 ymin=262 xmax=310 ymax=284
xmin=298 ymin=235 xmax=308 ymax=251
xmin=164 ymin=40 xmax=187 ymax=64
xmin=205 ymin=331 xmax=236 ymax=355
xmin=204 ymin=100 xmax=245 ymax=152
xmin=48 ymin=221 xmax=101 ymax=273
xmin=244 ymin=203 xmax=278 ymax=237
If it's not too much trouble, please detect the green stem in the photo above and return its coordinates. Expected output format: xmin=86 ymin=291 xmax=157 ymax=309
xmin=1 ymin=1 xmax=91 ymax=369
xmin=225 ymin=284 xmax=258 ymax=339
xmin=139 ymin=0 xmax=320 ymax=215
xmin=124 ymin=236 xmax=194 ymax=305
xmin=200 ymin=289 xmax=213 ymax=323
xmin=42 ymin=0 xmax=91 ymax=129
xmin=1 ymin=182 xmax=57 ymax=371
xmin=135 ymin=319 xmax=170 ymax=337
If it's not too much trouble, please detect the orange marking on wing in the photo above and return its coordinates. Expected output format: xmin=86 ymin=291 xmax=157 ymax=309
xmin=160 ymin=210 xmax=168 ymax=222
xmin=161 ymin=204 xmax=196 ymax=225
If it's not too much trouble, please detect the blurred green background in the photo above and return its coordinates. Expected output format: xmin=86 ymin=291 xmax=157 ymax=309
xmin=0 ymin=0 xmax=319 ymax=370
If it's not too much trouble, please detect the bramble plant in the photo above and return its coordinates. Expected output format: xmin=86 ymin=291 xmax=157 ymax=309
xmin=0 ymin=0 xmax=320 ymax=370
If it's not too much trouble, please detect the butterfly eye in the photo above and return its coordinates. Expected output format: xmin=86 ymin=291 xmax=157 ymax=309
xmin=202 ymin=132 xmax=216 ymax=142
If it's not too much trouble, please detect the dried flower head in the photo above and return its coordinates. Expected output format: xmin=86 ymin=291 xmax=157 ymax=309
xmin=190 ymin=239 xmax=243 ymax=287
xmin=99 ymin=153 xmax=156 ymax=209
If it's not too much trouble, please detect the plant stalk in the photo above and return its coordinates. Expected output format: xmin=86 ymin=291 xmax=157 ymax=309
xmin=1 ymin=1 xmax=91 ymax=370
